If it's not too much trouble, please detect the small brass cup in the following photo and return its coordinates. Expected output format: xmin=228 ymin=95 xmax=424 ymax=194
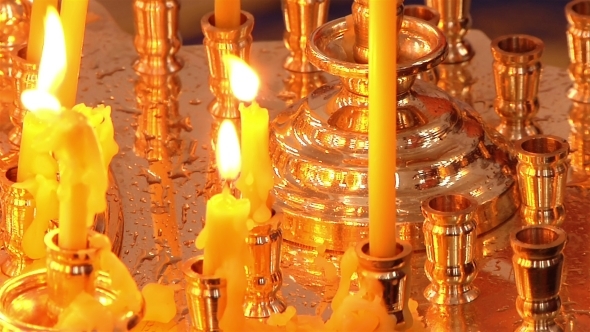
xmin=422 ymin=194 xmax=479 ymax=305
xmin=9 ymin=45 xmax=38 ymax=146
xmin=404 ymin=5 xmax=440 ymax=84
xmin=426 ymin=0 xmax=474 ymax=64
xmin=510 ymin=225 xmax=566 ymax=332
xmin=566 ymin=0 xmax=590 ymax=102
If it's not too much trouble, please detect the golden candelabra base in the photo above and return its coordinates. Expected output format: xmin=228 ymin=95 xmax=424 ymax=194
xmin=9 ymin=45 xmax=37 ymax=146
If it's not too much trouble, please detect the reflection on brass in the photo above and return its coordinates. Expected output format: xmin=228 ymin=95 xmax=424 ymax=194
xmin=492 ymin=34 xmax=543 ymax=141
xmin=280 ymin=71 xmax=327 ymax=106
xmin=183 ymin=256 xmax=227 ymax=332
xmin=201 ymin=11 xmax=254 ymax=119
xmin=356 ymin=239 xmax=413 ymax=329
xmin=566 ymin=0 xmax=590 ymax=103
xmin=0 ymin=0 xmax=29 ymax=80
xmin=422 ymin=194 xmax=479 ymax=305
xmin=511 ymin=225 xmax=566 ymax=332
xmin=436 ymin=61 xmax=474 ymax=105
xmin=0 ymin=166 xmax=34 ymax=277
xmin=132 ymin=0 xmax=183 ymax=75
xmin=271 ymin=15 xmax=518 ymax=251
xmin=425 ymin=303 xmax=478 ymax=331
xmin=569 ymin=101 xmax=590 ymax=180
xmin=244 ymin=212 xmax=286 ymax=318
xmin=9 ymin=46 xmax=37 ymax=146
xmin=515 ymin=135 xmax=569 ymax=226
xmin=425 ymin=0 xmax=474 ymax=64
xmin=404 ymin=5 xmax=440 ymax=84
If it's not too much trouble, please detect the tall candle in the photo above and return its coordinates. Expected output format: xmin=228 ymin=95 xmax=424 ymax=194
xmin=27 ymin=0 xmax=58 ymax=63
xmin=215 ymin=0 xmax=241 ymax=29
xmin=368 ymin=0 xmax=398 ymax=258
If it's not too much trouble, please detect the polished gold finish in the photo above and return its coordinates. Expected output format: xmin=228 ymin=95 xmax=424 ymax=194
xmin=566 ymin=0 xmax=590 ymax=103
xmin=201 ymin=11 xmax=254 ymax=119
xmin=132 ymin=0 xmax=183 ymax=75
xmin=436 ymin=61 xmax=474 ymax=105
xmin=492 ymin=34 xmax=543 ymax=141
xmin=0 ymin=0 xmax=29 ymax=82
xmin=183 ymin=256 xmax=227 ymax=332
xmin=422 ymin=194 xmax=479 ymax=305
xmin=356 ymin=239 xmax=413 ymax=330
xmin=511 ymin=225 xmax=566 ymax=332
xmin=569 ymin=101 xmax=590 ymax=181
xmin=404 ymin=5 xmax=440 ymax=84
xmin=9 ymin=46 xmax=37 ymax=146
xmin=280 ymin=71 xmax=328 ymax=106
xmin=244 ymin=212 xmax=286 ymax=318
xmin=281 ymin=0 xmax=330 ymax=72
xmin=0 ymin=166 xmax=34 ymax=277
xmin=426 ymin=0 xmax=474 ymax=63
xmin=515 ymin=135 xmax=569 ymax=226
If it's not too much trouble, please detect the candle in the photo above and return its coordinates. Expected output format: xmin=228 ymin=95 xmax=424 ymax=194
xmin=56 ymin=0 xmax=90 ymax=108
xmin=27 ymin=0 xmax=58 ymax=63
xmin=72 ymin=103 xmax=119 ymax=169
xmin=226 ymin=55 xmax=274 ymax=223
xmin=368 ymin=0 xmax=398 ymax=258
xmin=215 ymin=0 xmax=241 ymax=29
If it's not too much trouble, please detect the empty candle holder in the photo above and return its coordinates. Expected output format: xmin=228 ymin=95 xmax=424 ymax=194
xmin=243 ymin=211 xmax=286 ymax=318
xmin=9 ymin=45 xmax=38 ymax=146
xmin=404 ymin=5 xmax=440 ymax=84
xmin=281 ymin=0 xmax=330 ymax=72
xmin=422 ymin=194 xmax=479 ymax=305
xmin=492 ymin=34 xmax=543 ymax=141
xmin=183 ymin=256 xmax=227 ymax=332
xmin=201 ymin=11 xmax=254 ymax=118
xmin=510 ymin=225 xmax=566 ymax=332
xmin=426 ymin=0 xmax=474 ymax=63
xmin=566 ymin=0 xmax=590 ymax=103
xmin=355 ymin=239 xmax=413 ymax=330
xmin=515 ymin=135 xmax=570 ymax=226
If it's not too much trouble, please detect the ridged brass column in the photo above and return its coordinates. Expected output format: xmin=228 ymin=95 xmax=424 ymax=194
xmin=566 ymin=0 xmax=590 ymax=102
xmin=425 ymin=0 xmax=474 ymax=63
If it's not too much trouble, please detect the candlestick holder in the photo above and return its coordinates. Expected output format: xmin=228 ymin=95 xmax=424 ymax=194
xmin=281 ymin=0 xmax=330 ymax=72
xmin=243 ymin=211 xmax=286 ymax=318
xmin=436 ymin=61 xmax=474 ymax=105
xmin=510 ymin=225 xmax=566 ymax=332
xmin=515 ymin=135 xmax=570 ymax=226
xmin=280 ymin=71 xmax=328 ymax=106
xmin=9 ymin=45 xmax=37 ymax=146
xmin=202 ymin=11 xmax=254 ymax=119
xmin=422 ymin=194 xmax=479 ymax=305
xmin=425 ymin=0 xmax=474 ymax=64
xmin=183 ymin=256 xmax=227 ymax=332
xmin=566 ymin=0 xmax=590 ymax=103
xmin=132 ymin=0 xmax=183 ymax=75
xmin=404 ymin=5 xmax=440 ymax=84
xmin=492 ymin=34 xmax=543 ymax=141
xmin=0 ymin=0 xmax=29 ymax=80
xmin=355 ymin=239 xmax=413 ymax=330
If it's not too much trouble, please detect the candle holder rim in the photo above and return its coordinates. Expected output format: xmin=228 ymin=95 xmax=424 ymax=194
xmin=403 ymin=4 xmax=441 ymax=27
xmin=355 ymin=238 xmax=412 ymax=271
xmin=491 ymin=34 xmax=544 ymax=61
xmin=182 ymin=255 xmax=228 ymax=285
xmin=510 ymin=225 xmax=567 ymax=255
xmin=201 ymin=10 xmax=255 ymax=34
xmin=514 ymin=135 xmax=569 ymax=161
xmin=566 ymin=0 xmax=590 ymax=23
xmin=421 ymin=193 xmax=478 ymax=219
xmin=44 ymin=229 xmax=101 ymax=258
xmin=10 ymin=44 xmax=38 ymax=67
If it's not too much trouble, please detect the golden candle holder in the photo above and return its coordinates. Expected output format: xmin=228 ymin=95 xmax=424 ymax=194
xmin=422 ymin=194 xmax=479 ymax=305
xmin=515 ymin=135 xmax=570 ymax=226
xmin=8 ymin=45 xmax=37 ymax=146
xmin=492 ymin=34 xmax=543 ymax=141
xmin=566 ymin=0 xmax=590 ymax=103
xmin=132 ymin=0 xmax=183 ymax=75
xmin=425 ymin=0 xmax=474 ymax=64
xmin=183 ymin=256 xmax=227 ymax=332
xmin=243 ymin=211 xmax=286 ymax=318
xmin=281 ymin=0 xmax=330 ymax=72
xmin=510 ymin=225 xmax=566 ymax=332
xmin=201 ymin=11 xmax=254 ymax=119
xmin=355 ymin=239 xmax=413 ymax=329
xmin=0 ymin=0 xmax=29 ymax=80
xmin=404 ymin=5 xmax=440 ymax=84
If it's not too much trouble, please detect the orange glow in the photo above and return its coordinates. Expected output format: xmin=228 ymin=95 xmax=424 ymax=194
xmin=225 ymin=55 xmax=259 ymax=102
xmin=216 ymin=120 xmax=241 ymax=180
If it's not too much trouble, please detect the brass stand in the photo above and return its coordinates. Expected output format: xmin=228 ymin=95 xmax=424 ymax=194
xmin=566 ymin=0 xmax=590 ymax=102
xmin=0 ymin=0 xmax=29 ymax=79
xmin=515 ymin=135 xmax=569 ymax=226
xmin=510 ymin=225 xmax=566 ymax=332
xmin=404 ymin=5 xmax=440 ymax=84
xmin=9 ymin=45 xmax=37 ymax=146
xmin=425 ymin=0 xmax=474 ymax=63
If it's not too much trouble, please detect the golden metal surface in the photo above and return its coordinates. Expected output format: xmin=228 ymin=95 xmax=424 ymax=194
xmin=436 ymin=61 xmax=474 ymax=106
xmin=404 ymin=5 xmax=440 ymax=84
xmin=425 ymin=0 xmax=474 ymax=64
xmin=8 ymin=46 xmax=36 ymax=146
xmin=515 ymin=135 xmax=570 ymax=226
xmin=279 ymin=71 xmax=328 ymax=106
xmin=0 ymin=0 xmax=29 ymax=82
xmin=566 ymin=0 xmax=590 ymax=103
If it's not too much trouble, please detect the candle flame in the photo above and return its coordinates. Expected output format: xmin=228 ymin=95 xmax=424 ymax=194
xmin=216 ymin=120 xmax=241 ymax=180
xmin=225 ymin=55 xmax=259 ymax=102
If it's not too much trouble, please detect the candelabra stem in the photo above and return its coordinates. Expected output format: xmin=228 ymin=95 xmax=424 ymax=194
xmin=566 ymin=0 xmax=590 ymax=103
xmin=425 ymin=0 xmax=474 ymax=63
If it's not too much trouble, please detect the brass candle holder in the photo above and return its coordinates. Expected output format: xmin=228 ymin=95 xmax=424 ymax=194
xmin=9 ymin=45 xmax=38 ymax=146
xmin=515 ymin=135 xmax=570 ymax=226
xmin=566 ymin=0 xmax=590 ymax=103
xmin=243 ymin=211 xmax=286 ymax=318
xmin=569 ymin=101 xmax=590 ymax=179
xmin=492 ymin=34 xmax=543 ymax=141
xmin=425 ymin=0 xmax=474 ymax=63
xmin=510 ymin=225 xmax=566 ymax=332
xmin=281 ymin=0 xmax=330 ymax=72
xmin=422 ymin=194 xmax=479 ymax=305
xmin=404 ymin=5 xmax=440 ymax=84
xmin=183 ymin=256 xmax=227 ymax=332
xmin=201 ymin=11 xmax=254 ymax=118
xmin=0 ymin=0 xmax=29 ymax=81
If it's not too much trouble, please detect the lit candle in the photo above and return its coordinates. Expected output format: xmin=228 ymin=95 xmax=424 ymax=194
xmin=226 ymin=55 xmax=273 ymax=223
xmin=368 ymin=0 xmax=398 ymax=258
xmin=215 ymin=0 xmax=241 ymax=29
xmin=27 ymin=0 xmax=58 ymax=63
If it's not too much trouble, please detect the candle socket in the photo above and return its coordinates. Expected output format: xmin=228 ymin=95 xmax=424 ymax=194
xmin=0 ymin=166 xmax=34 ymax=277
xmin=515 ymin=135 xmax=570 ymax=226
xmin=243 ymin=211 xmax=286 ymax=318
xmin=9 ymin=45 xmax=38 ymax=146
xmin=183 ymin=256 xmax=227 ymax=332
xmin=355 ymin=239 xmax=413 ymax=330
xmin=422 ymin=194 xmax=479 ymax=305
xmin=201 ymin=11 xmax=254 ymax=119
xmin=425 ymin=0 xmax=474 ymax=64
xmin=492 ymin=34 xmax=543 ymax=141
xmin=404 ymin=5 xmax=440 ymax=84
xmin=281 ymin=0 xmax=330 ymax=72
xmin=566 ymin=1 xmax=590 ymax=103
xmin=132 ymin=0 xmax=183 ymax=75
xmin=510 ymin=225 xmax=566 ymax=332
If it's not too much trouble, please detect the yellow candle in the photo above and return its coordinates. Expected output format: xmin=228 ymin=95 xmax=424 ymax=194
xmin=56 ymin=0 xmax=89 ymax=108
xmin=215 ymin=0 xmax=241 ymax=29
xmin=72 ymin=103 xmax=119 ymax=169
xmin=27 ymin=0 xmax=58 ymax=63
xmin=368 ymin=0 xmax=398 ymax=258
